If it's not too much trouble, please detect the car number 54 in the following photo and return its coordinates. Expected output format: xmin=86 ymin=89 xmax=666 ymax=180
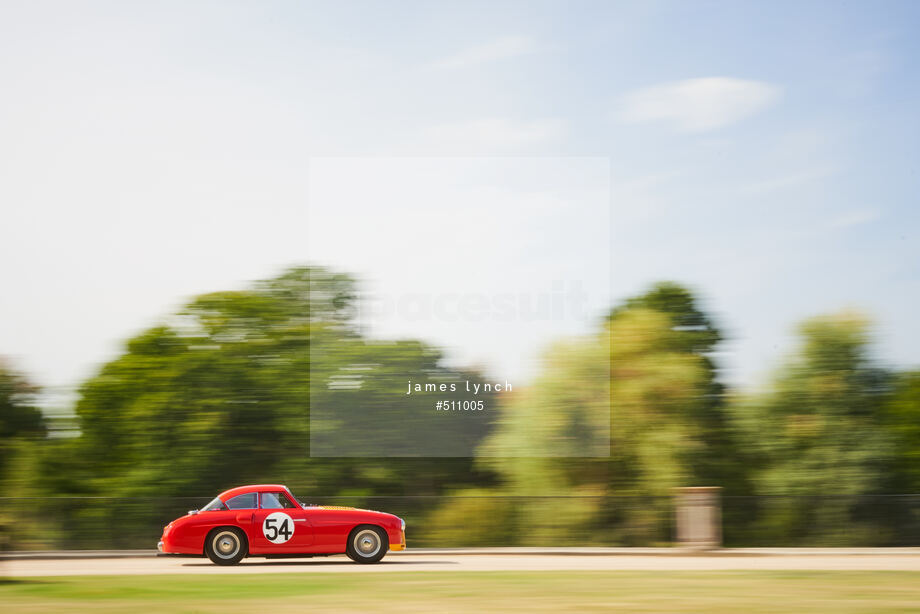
xmin=262 ymin=511 xmax=294 ymax=543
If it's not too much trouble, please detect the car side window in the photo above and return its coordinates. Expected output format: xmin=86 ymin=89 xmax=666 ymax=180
xmin=261 ymin=492 xmax=296 ymax=509
xmin=225 ymin=492 xmax=258 ymax=510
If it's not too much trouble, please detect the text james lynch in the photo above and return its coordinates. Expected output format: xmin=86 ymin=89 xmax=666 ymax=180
xmin=406 ymin=380 xmax=512 ymax=395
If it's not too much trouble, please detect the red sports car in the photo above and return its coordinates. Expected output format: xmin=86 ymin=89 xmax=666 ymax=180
xmin=157 ymin=484 xmax=406 ymax=565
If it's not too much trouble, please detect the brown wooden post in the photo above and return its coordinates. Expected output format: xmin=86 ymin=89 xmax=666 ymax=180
xmin=675 ymin=486 xmax=722 ymax=549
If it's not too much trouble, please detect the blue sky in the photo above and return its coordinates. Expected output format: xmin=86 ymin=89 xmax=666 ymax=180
xmin=1 ymin=0 xmax=918 ymax=393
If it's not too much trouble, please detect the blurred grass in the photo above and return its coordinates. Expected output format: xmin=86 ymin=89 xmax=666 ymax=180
xmin=1 ymin=571 xmax=920 ymax=613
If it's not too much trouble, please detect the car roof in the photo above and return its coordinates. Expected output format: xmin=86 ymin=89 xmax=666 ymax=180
xmin=218 ymin=484 xmax=290 ymax=501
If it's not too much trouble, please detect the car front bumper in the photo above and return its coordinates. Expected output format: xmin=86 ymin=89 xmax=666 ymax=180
xmin=389 ymin=529 xmax=407 ymax=551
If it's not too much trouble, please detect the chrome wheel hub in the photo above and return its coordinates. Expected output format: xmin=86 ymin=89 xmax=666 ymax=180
xmin=213 ymin=531 xmax=240 ymax=559
xmin=354 ymin=529 xmax=381 ymax=557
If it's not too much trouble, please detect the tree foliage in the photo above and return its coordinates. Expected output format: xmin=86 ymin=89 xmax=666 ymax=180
xmin=883 ymin=371 xmax=920 ymax=493
xmin=727 ymin=312 xmax=895 ymax=544
xmin=0 ymin=361 xmax=44 ymax=478
xmin=428 ymin=282 xmax=736 ymax=545
xmin=24 ymin=267 xmax=496 ymax=548
xmin=6 ymin=269 xmax=920 ymax=549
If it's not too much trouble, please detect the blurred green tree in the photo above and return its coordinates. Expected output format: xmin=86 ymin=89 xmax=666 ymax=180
xmin=425 ymin=282 xmax=737 ymax=546
xmin=28 ymin=267 xmax=496 ymax=548
xmin=727 ymin=312 xmax=895 ymax=544
xmin=0 ymin=361 xmax=45 ymax=478
xmin=0 ymin=361 xmax=45 ymax=550
xmin=608 ymin=282 xmax=738 ymax=490
xmin=881 ymin=371 xmax=920 ymax=493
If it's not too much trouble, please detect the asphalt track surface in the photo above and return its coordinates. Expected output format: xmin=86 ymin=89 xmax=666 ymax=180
xmin=4 ymin=549 xmax=920 ymax=576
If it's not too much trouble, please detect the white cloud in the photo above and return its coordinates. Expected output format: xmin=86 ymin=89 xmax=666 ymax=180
xmin=830 ymin=208 xmax=881 ymax=229
xmin=738 ymin=165 xmax=836 ymax=196
xmin=617 ymin=77 xmax=781 ymax=132
xmin=422 ymin=117 xmax=565 ymax=152
xmin=431 ymin=35 xmax=538 ymax=69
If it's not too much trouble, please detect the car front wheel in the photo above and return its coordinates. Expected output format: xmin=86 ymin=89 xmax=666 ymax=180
xmin=206 ymin=528 xmax=247 ymax=566
xmin=346 ymin=525 xmax=388 ymax=563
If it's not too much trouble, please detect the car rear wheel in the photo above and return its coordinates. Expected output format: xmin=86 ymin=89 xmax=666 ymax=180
xmin=346 ymin=525 xmax=388 ymax=563
xmin=206 ymin=527 xmax=246 ymax=566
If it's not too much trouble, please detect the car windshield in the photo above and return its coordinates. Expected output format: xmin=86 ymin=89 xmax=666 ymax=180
xmin=284 ymin=487 xmax=309 ymax=508
xmin=200 ymin=496 xmax=227 ymax=511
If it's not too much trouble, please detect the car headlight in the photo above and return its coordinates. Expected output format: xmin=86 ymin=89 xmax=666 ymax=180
xmin=401 ymin=519 xmax=406 ymax=532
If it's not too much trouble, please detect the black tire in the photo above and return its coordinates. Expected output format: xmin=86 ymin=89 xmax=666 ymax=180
xmin=346 ymin=525 xmax=388 ymax=564
xmin=205 ymin=527 xmax=247 ymax=566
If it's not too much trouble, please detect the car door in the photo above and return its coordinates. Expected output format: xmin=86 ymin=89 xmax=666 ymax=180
xmin=249 ymin=490 xmax=314 ymax=554
xmin=223 ymin=491 xmax=260 ymax=541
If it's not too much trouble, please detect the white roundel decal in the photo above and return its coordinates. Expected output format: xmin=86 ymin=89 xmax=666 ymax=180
xmin=262 ymin=512 xmax=295 ymax=544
